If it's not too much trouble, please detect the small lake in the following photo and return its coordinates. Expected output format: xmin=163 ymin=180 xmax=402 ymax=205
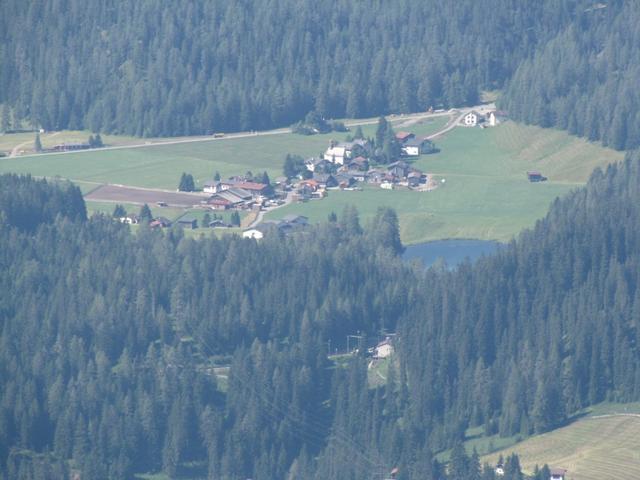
xmin=403 ymin=239 xmax=502 ymax=268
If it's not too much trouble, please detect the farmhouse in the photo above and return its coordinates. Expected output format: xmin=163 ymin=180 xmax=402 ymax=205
xmin=339 ymin=169 xmax=367 ymax=182
xmin=407 ymin=171 xmax=421 ymax=187
xmin=207 ymin=194 xmax=234 ymax=210
xmin=324 ymin=144 xmax=348 ymax=165
xmin=527 ymin=171 xmax=547 ymax=182
xmin=347 ymin=156 xmax=369 ymax=171
xmin=224 ymin=181 xmax=270 ymax=198
xmin=401 ymin=137 xmax=434 ymax=156
xmin=305 ymin=157 xmax=333 ymax=173
xmin=150 ymin=217 xmax=172 ymax=229
xmin=243 ymin=227 xmax=268 ymax=240
xmin=462 ymin=111 xmax=481 ymax=127
xmin=395 ymin=131 xmax=415 ymax=143
xmin=243 ymin=215 xmax=309 ymax=240
xmin=203 ymin=180 xmax=222 ymax=193
xmin=208 ymin=219 xmax=231 ymax=228
xmin=550 ymin=468 xmax=567 ymax=480
xmin=281 ymin=214 xmax=309 ymax=229
xmin=373 ymin=338 xmax=394 ymax=359
xmin=388 ymin=161 xmax=410 ymax=178
xmin=335 ymin=174 xmax=356 ymax=188
xmin=323 ymin=140 xmax=370 ymax=165
xmin=313 ymin=173 xmax=338 ymax=188
xmin=177 ymin=217 xmax=197 ymax=229
xmin=226 ymin=187 xmax=252 ymax=201
xmin=119 ymin=214 xmax=140 ymax=225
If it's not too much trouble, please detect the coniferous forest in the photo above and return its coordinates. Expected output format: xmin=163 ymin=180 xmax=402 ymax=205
xmin=0 ymin=0 xmax=605 ymax=137
xmin=1 ymin=152 xmax=640 ymax=478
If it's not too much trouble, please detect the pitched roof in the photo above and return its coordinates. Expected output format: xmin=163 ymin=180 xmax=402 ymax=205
xmin=395 ymin=131 xmax=414 ymax=141
xmin=282 ymin=214 xmax=308 ymax=224
xmin=227 ymin=181 xmax=268 ymax=191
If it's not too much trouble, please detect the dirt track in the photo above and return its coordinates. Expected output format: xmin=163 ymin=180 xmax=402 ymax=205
xmin=85 ymin=184 xmax=209 ymax=207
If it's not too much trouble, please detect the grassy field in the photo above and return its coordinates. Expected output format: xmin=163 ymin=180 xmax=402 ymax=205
xmin=483 ymin=410 xmax=640 ymax=479
xmin=266 ymin=122 xmax=623 ymax=243
xmin=0 ymin=130 xmax=213 ymax=156
xmin=0 ymin=118 xmax=622 ymax=244
xmin=0 ymin=116 xmax=449 ymax=189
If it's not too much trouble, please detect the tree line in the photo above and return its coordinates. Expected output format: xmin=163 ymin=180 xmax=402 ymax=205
xmin=0 ymin=0 xmax=583 ymax=137
xmin=2 ymin=152 xmax=640 ymax=478
xmin=501 ymin=2 xmax=640 ymax=150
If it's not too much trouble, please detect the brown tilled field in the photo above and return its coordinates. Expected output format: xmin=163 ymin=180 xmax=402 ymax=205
xmin=85 ymin=184 xmax=209 ymax=208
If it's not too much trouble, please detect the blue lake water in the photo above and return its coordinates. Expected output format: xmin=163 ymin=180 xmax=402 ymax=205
xmin=403 ymin=239 xmax=502 ymax=268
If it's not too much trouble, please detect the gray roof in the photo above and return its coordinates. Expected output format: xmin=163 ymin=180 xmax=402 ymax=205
xmin=282 ymin=214 xmax=308 ymax=224
xmin=217 ymin=191 xmax=246 ymax=203
xmin=226 ymin=187 xmax=252 ymax=199
xmin=404 ymin=137 xmax=429 ymax=147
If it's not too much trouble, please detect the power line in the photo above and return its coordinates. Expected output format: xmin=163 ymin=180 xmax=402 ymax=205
xmin=176 ymin=315 xmax=386 ymax=474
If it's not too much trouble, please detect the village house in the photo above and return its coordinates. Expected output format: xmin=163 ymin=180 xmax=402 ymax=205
xmin=203 ymin=180 xmax=222 ymax=194
xmin=367 ymin=168 xmax=387 ymax=184
xmin=223 ymin=180 xmax=270 ymax=198
xmin=207 ymin=194 xmax=234 ymax=210
xmin=373 ymin=338 xmax=394 ymax=359
xmin=298 ymin=178 xmax=320 ymax=192
xmin=323 ymin=139 xmax=371 ymax=165
xmin=401 ymin=137 xmax=434 ymax=156
xmin=119 ymin=214 xmax=140 ymax=225
xmin=242 ymin=226 xmax=268 ymax=240
xmin=346 ymin=156 xmax=369 ymax=171
xmin=208 ymin=219 xmax=231 ymax=228
xmin=177 ymin=217 xmax=198 ymax=229
xmin=243 ymin=215 xmax=309 ymax=240
xmin=388 ymin=160 xmax=411 ymax=178
xmin=338 ymin=169 xmax=367 ymax=182
xmin=305 ymin=157 xmax=333 ymax=173
xmin=226 ymin=187 xmax=253 ymax=201
xmin=324 ymin=143 xmax=349 ymax=165
xmin=462 ymin=111 xmax=481 ymax=127
xmin=335 ymin=174 xmax=356 ymax=188
xmin=313 ymin=173 xmax=338 ymax=188
xmin=407 ymin=171 xmax=422 ymax=187
xmin=395 ymin=131 xmax=415 ymax=143
xmin=527 ymin=171 xmax=547 ymax=182
xmin=550 ymin=468 xmax=567 ymax=480
xmin=149 ymin=217 xmax=172 ymax=229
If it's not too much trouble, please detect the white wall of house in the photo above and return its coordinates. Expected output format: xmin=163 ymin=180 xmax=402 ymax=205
xmin=402 ymin=145 xmax=420 ymax=156
xmin=463 ymin=112 xmax=478 ymax=126
xmin=242 ymin=229 xmax=264 ymax=240
xmin=375 ymin=343 xmax=393 ymax=358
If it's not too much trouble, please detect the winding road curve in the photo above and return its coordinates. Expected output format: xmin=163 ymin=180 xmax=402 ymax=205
xmin=8 ymin=106 xmax=490 ymax=160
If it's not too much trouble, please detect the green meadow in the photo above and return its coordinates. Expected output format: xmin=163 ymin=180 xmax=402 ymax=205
xmin=0 ymin=117 xmax=622 ymax=244
xmin=0 ymin=116 xmax=449 ymax=189
xmin=266 ymin=122 xmax=623 ymax=243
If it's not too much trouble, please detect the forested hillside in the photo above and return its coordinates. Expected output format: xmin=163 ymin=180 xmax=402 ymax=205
xmin=1 ymin=153 xmax=640 ymax=479
xmin=501 ymin=2 xmax=640 ymax=150
xmin=0 ymin=0 xmax=584 ymax=136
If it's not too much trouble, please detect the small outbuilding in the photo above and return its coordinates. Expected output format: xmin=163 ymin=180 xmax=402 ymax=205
xmin=177 ymin=217 xmax=198 ymax=229
xmin=550 ymin=468 xmax=567 ymax=480
xmin=527 ymin=171 xmax=547 ymax=182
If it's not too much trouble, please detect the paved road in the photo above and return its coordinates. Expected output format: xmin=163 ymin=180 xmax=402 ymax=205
xmin=246 ymin=191 xmax=295 ymax=229
xmin=8 ymin=108 xmax=477 ymax=160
